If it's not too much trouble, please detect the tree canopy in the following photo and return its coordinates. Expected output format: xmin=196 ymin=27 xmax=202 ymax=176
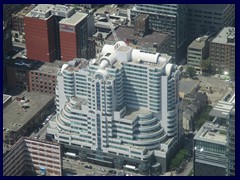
xmin=186 ymin=66 xmax=196 ymax=78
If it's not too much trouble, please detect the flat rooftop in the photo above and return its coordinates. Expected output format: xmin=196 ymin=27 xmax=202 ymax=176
xmin=188 ymin=36 xmax=209 ymax=49
xmin=3 ymin=94 xmax=12 ymax=103
xmin=71 ymin=96 xmax=87 ymax=110
xmin=51 ymin=4 xmax=75 ymax=18
xmin=26 ymin=4 xmax=74 ymax=19
xmin=64 ymin=58 xmax=89 ymax=72
xmin=195 ymin=122 xmax=227 ymax=144
xmin=124 ymin=108 xmax=151 ymax=121
xmin=106 ymin=26 xmax=169 ymax=47
xmin=209 ymin=100 xmax=235 ymax=119
xmin=26 ymin=4 xmax=54 ymax=19
xmin=179 ymin=78 xmax=200 ymax=94
xmin=13 ymin=4 xmax=36 ymax=17
xmin=3 ymin=91 xmax=54 ymax=132
xmin=94 ymin=4 xmax=119 ymax=16
xmin=60 ymin=12 xmax=87 ymax=26
xmin=9 ymin=59 xmax=64 ymax=76
xmin=32 ymin=60 xmax=65 ymax=75
xmin=95 ymin=21 xmax=111 ymax=30
xmin=31 ymin=4 xmax=53 ymax=13
xmin=212 ymin=27 xmax=235 ymax=45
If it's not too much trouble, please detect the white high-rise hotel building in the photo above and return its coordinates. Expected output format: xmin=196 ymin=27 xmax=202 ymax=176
xmin=47 ymin=41 xmax=183 ymax=173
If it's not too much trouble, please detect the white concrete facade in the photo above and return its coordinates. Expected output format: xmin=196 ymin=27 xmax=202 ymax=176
xmin=47 ymin=41 xmax=183 ymax=172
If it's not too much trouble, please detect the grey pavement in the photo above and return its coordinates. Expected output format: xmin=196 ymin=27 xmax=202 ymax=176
xmin=29 ymin=121 xmax=49 ymax=140
xmin=62 ymin=157 xmax=142 ymax=176
xmin=198 ymin=75 xmax=234 ymax=106
xmin=177 ymin=159 xmax=193 ymax=176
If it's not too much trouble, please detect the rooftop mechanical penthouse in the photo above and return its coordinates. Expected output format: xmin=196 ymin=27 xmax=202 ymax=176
xmin=47 ymin=41 xmax=183 ymax=173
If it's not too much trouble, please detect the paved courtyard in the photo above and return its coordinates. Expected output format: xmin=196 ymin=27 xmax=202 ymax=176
xmin=198 ymin=75 xmax=234 ymax=106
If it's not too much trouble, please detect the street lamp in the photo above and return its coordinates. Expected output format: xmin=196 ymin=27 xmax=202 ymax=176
xmin=224 ymin=71 xmax=229 ymax=75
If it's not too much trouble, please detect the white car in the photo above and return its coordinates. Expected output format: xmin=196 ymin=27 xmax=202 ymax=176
xmin=34 ymin=134 xmax=40 ymax=139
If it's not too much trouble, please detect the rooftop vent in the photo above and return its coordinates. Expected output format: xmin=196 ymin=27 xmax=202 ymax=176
xmin=208 ymin=133 xmax=215 ymax=136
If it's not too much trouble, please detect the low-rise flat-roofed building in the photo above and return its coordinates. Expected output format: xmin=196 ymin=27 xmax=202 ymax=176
xmin=105 ymin=25 xmax=171 ymax=55
xmin=179 ymin=78 xmax=200 ymax=99
xmin=194 ymin=92 xmax=235 ymax=176
xmin=29 ymin=60 xmax=65 ymax=95
xmin=105 ymin=14 xmax=171 ymax=55
xmin=3 ymin=137 xmax=62 ymax=176
xmin=187 ymin=35 xmax=210 ymax=72
xmin=210 ymin=27 xmax=235 ymax=73
xmin=209 ymin=93 xmax=235 ymax=176
xmin=193 ymin=122 xmax=227 ymax=176
xmin=3 ymin=91 xmax=54 ymax=145
xmin=7 ymin=59 xmax=65 ymax=95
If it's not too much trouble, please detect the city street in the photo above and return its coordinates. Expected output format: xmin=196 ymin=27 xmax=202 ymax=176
xmin=177 ymin=159 xmax=193 ymax=176
xmin=62 ymin=157 xmax=142 ymax=176
xmin=29 ymin=121 xmax=49 ymax=140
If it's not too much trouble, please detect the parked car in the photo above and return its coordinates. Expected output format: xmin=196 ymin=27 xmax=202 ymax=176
xmin=85 ymin=165 xmax=92 ymax=169
xmin=98 ymin=168 xmax=105 ymax=172
xmin=108 ymin=170 xmax=116 ymax=174
xmin=34 ymin=134 xmax=40 ymax=139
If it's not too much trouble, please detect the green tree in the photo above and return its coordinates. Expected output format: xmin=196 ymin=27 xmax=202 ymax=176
xmin=170 ymin=149 xmax=187 ymax=170
xmin=201 ymin=59 xmax=212 ymax=73
xmin=229 ymin=70 xmax=235 ymax=81
xmin=186 ymin=66 xmax=196 ymax=78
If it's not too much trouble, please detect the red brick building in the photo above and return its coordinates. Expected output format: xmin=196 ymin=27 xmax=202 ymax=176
xmin=6 ymin=59 xmax=64 ymax=95
xmin=3 ymin=137 xmax=62 ymax=176
xmin=59 ymin=12 xmax=88 ymax=61
xmin=24 ymin=4 xmax=77 ymax=62
xmin=29 ymin=60 xmax=65 ymax=95
xmin=24 ymin=5 xmax=57 ymax=62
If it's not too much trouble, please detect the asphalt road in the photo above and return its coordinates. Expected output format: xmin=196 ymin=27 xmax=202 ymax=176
xmin=62 ymin=157 xmax=142 ymax=176
xmin=29 ymin=121 xmax=49 ymax=140
xmin=177 ymin=158 xmax=193 ymax=176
